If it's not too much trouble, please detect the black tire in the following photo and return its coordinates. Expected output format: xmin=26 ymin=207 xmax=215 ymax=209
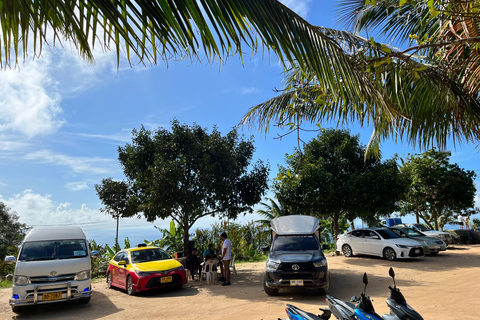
xmin=107 ymin=272 xmax=113 ymax=289
xmin=78 ymin=296 xmax=91 ymax=304
xmin=126 ymin=276 xmax=136 ymax=295
xmin=383 ymin=247 xmax=397 ymax=261
xmin=342 ymin=244 xmax=353 ymax=257
xmin=11 ymin=306 xmax=25 ymax=314
xmin=263 ymin=276 xmax=279 ymax=296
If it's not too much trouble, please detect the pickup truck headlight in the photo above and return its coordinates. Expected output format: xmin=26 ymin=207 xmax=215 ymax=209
xmin=266 ymin=260 xmax=280 ymax=272
xmin=313 ymin=259 xmax=327 ymax=268
xmin=13 ymin=275 xmax=29 ymax=286
xmin=75 ymin=270 xmax=91 ymax=281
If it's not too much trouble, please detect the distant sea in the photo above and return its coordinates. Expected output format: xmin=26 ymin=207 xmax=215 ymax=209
xmin=84 ymin=226 xmax=164 ymax=248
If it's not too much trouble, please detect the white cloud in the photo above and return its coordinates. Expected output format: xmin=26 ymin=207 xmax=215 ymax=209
xmin=24 ymin=149 xmax=116 ymax=175
xmin=241 ymin=87 xmax=260 ymax=95
xmin=65 ymin=182 xmax=89 ymax=191
xmin=0 ymin=57 xmax=64 ymax=138
xmin=0 ymin=190 xmax=108 ymax=226
xmin=280 ymin=0 xmax=311 ymax=18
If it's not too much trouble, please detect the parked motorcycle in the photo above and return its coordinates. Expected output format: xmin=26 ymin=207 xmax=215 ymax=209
xmin=279 ymin=268 xmax=423 ymax=320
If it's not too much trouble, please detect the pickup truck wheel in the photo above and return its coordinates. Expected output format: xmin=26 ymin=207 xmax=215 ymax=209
xmin=263 ymin=276 xmax=279 ymax=296
xmin=126 ymin=275 xmax=136 ymax=295
xmin=342 ymin=244 xmax=353 ymax=257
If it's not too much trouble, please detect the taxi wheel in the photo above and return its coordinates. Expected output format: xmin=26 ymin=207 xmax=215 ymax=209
xmin=126 ymin=276 xmax=136 ymax=295
xmin=107 ymin=272 xmax=113 ymax=289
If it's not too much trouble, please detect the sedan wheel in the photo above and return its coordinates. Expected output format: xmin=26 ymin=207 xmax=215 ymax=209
xmin=107 ymin=272 xmax=113 ymax=289
xmin=383 ymin=247 xmax=397 ymax=261
xmin=342 ymin=244 xmax=353 ymax=257
xmin=126 ymin=276 xmax=136 ymax=295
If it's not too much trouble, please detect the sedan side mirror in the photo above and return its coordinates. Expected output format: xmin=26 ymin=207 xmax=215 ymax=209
xmin=118 ymin=260 xmax=127 ymax=266
xmin=322 ymin=244 xmax=330 ymax=250
xmin=261 ymin=246 xmax=270 ymax=252
xmin=4 ymin=255 xmax=16 ymax=265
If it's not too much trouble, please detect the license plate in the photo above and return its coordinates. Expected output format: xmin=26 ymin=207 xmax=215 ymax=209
xmin=290 ymin=280 xmax=304 ymax=286
xmin=415 ymin=249 xmax=420 ymax=254
xmin=42 ymin=291 xmax=62 ymax=301
xmin=161 ymin=276 xmax=172 ymax=283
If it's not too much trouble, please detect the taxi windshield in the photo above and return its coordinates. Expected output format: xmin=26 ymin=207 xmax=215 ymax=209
xmin=131 ymin=248 xmax=171 ymax=263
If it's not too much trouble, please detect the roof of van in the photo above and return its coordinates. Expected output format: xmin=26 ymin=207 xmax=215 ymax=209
xmin=24 ymin=226 xmax=87 ymax=242
xmin=271 ymin=215 xmax=320 ymax=235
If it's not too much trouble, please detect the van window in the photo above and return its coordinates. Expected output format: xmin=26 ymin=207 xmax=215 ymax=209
xmin=19 ymin=240 xmax=88 ymax=261
xmin=272 ymin=235 xmax=319 ymax=251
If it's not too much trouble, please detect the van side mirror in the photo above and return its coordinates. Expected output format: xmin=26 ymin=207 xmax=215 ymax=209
xmin=322 ymin=244 xmax=330 ymax=251
xmin=4 ymin=256 xmax=16 ymax=265
xmin=261 ymin=246 xmax=270 ymax=252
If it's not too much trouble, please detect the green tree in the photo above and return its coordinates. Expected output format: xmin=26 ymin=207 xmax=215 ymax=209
xmin=0 ymin=202 xmax=28 ymax=277
xmin=399 ymin=149 xmax=477 ymax=230
xmin=274 ymin=129 xmax=406 ymax=252
xmin=95 ymin=178 xmax=138 ymax=252
xmin=4 ymin=1 xmax=480 ymax=150
xmin=109 ymin=120 xmax=269 ymax=255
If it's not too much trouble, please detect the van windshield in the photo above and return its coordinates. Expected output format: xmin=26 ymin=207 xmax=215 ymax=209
xmin=19 ymin=240 xmax=88 ymax=261
xmin=272 ymin=235 xmax=319 ymax=251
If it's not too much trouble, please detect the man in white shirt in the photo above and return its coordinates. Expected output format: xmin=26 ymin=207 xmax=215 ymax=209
xmin=458 ymin=214 xmax=464 ymax=229
xmin=220 ymin=232 xmax=232 ymax=286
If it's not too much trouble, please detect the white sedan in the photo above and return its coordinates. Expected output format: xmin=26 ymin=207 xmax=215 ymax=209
xmin=336 ymin=228 xmax=425 ymax=261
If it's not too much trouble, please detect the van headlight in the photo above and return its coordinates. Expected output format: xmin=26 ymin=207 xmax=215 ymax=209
xmin=75 ymin=270 xmax=91 ymax=281
xmin=266 ymin=260 xmax=280 ymax=272
xmin=13 ymin=275 xmax=29 ymax=286
xmin=313 ymin=259 xmax=327 ymax=268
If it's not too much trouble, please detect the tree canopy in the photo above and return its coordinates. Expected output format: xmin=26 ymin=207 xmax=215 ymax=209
xmin=399 ymin=148 xmax=477 ymax=230
xmin=0 ymin=202 xmax=28 ymax=277
xmin=99 ymin=120 xmax=269 ymax=254
xmin=274 ymin=129 xmax=406 ymax=249
xmin=4 ymin=1 xmax=480 ymax=151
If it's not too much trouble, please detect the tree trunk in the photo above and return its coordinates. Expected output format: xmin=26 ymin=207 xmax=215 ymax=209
xmin=415 ymin=213 xmax=420 ymax=224
xmin=333 ymin=214 xmax=340 ymax=256
xmin=182 ymin=223 xmax=190 ymax=257
xmin=433 ymin=209 xmax=439 ymax=231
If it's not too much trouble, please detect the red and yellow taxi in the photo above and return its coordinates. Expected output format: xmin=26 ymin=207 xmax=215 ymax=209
xmin=106 ymin=244 xmax=187 ymax=295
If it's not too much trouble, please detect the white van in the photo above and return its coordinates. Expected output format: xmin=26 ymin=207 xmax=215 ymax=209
xmin=4 ymin=226 xmax=98 ymax=313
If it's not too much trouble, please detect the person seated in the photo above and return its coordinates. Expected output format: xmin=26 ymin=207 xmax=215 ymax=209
xmin=203 ymin=243 xmax=217 ymax=261
xmin=185 ymin=248 xmax=201 ymax=280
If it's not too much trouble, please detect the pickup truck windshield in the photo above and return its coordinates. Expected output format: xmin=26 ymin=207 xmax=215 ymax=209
xmin=19 ymin=240 xmax=88 ymax=261
xmin=272 ymin=235 xmax=319 ymax=251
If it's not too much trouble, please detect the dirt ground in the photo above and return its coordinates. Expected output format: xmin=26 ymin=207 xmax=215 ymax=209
xmin=2 ymin=244 xmax=480 ymax=320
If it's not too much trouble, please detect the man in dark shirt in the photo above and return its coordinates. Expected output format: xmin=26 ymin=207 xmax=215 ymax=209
xmin=186 ymin=248 xmax=201 ymax=280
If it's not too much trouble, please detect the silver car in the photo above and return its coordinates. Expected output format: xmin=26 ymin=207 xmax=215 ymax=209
xmin=388 ymin=227 xmax=446 ymax=255
xmin=396 ymin=223 xmax=453 ymax=245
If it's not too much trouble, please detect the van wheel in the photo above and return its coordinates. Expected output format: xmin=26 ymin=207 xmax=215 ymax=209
xmin=263 ymin=276 xmax=279 ymax=296
xmin=342 ymin=244 xmax=353 ymax=257
xmin=126 ymin=276 xmax=136 ymax=295
xmin=383 ymin=247 xmax=397 ymax=261
xmin=78 ymin=296 xmax=91 ymax=304
xmin=107 ymin=272 xmax=113 ymax=289
xmin=11 ymin=306 xmax=24 ymax=313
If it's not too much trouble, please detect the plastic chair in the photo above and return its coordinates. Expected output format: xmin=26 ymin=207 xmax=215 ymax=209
xmin=200 ymin=259 xmax=217 ymax=285
xmin=229 ymin=254 xmax=237 ymax=276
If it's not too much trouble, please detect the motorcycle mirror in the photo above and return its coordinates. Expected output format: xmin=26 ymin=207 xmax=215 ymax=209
xmin=389 ymin=267 xmax=396 ymax=288
xmin=362 ymin=272 xmax=368 ymax=293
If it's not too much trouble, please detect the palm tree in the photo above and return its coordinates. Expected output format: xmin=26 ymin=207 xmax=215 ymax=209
xmin=3 ymin=1 xmax=480 ymax=150
xmin=255 ymin=197 xmax=288 ymax=227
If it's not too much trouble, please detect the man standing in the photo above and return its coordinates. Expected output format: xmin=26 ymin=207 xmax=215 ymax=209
xmin=220 ymin=232 xmax=232 ymax=286
xmin=458 ymin=214 xmax=464 ymax=229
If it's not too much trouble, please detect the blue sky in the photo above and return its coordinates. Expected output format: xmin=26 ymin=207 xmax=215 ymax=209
xmin=1 ymin=0 xmax=479 ymax=245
